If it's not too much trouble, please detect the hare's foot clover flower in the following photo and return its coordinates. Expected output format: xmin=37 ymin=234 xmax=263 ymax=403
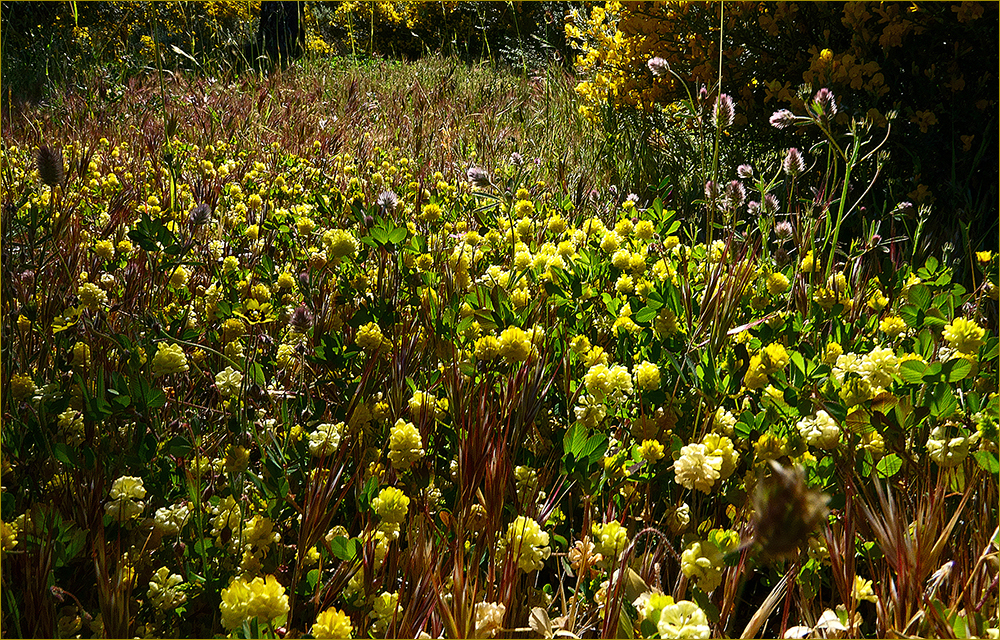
xmin=751 ymin=462 xmax=830 ymax=560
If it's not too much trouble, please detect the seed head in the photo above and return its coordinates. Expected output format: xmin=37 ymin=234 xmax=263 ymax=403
xmin=189 ymin=203 xmax=212 ymax=228
xmin=376 ymin=190 xmax=398 ymax=213
xmin=812 ymin=88 xmax=837 ymax=119
xmin=466 ymin=166 xmax=490 ymax=188
xmin=769 ymin=109 xmax=797 ymax=129
xmin=750 ymin=461 xmax=829 ymax=561
xmin=763 ymin=193 xmax=780 ymax=215
xmin=724 ymin=180 xmax=745 ymax=209
xmin=704 ymin=180 xmax=720 ymax=201
xmin=289 ymin=305 xmax=312 ymax=333
xmin=37 ymin=145 xmax=65 ymax=187
xmin=774 ymin=221 xmax=794 ymax=241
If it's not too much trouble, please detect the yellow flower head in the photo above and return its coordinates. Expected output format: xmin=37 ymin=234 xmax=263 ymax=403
xmin=880 ymin=315 xmax=907 ymax=339
xmin=151 ymin=343 xmax=188 ymax=377
xmin=313 ymin=607 xmax=353 ymax=639
xmin=388 ymin=419 xmax=424 ymax=471
xmin=499 ymin=516 xmax=550 ymax=572
xmin=372 ymin=486 xmax=410 ymax=524
xmin=498 ymin=326 xmax=532 ymax=363
xmin=633 ymin=361 xmax=661 ymax=391
xmin=943 ymin=317 xmax=985 ymax=354
xmin=638 ymin=439 xmax=666 ymax=463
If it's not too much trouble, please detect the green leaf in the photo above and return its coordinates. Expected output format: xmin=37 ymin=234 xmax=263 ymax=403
xmin=922 ymin=308 xmax=948 ymax=329
xmin=52 ymin=442 xmax=75 ymax=467
xmin=899 ymin=360 xmax=928 ymax=384
xmin=250 ymin=363 xmax=266 ymax=386
xmin=941 ymin=358 xmax=972 ymax=382
xmin=691 ymin=587 xmax=721 ymax=623
xmin=307 ymin=569 xmax=320 ymax=591
xmin=635 ymin=306 xmax=657 ymax=323
xmin=581 ymin=433 xmax=608 ymax=463
xmin=928 ymin=383 xmax=958 ymax=418
xmin=908 ymin=284 xmax=932 ymax=311
xmin=899 ymin=304 xmax=920 ymax=329
xmin=790 ymin=350 xmax=806 ymax=375
xmin=917 ymin=328 xmax=935 ymax=359
xmin=922 ymin=362 xmax=943 ymax=382
xmin=564 ymin=423 xmax=588 ymax=457
xmin=816 ymin=454 xmax=835 ymax=481
xmin=982 ymin=336 xmax=999 ymax=362
xmin=165 ymin=436 xmax=192 ymax=457
xmin=651 ymin=197 xmax=663 ymax=220
xmin=146 ymin=387 xmax=166 ymax=410
xmin=109 ymin=391 xmax=132 ymax=410
xmin=387 ymin=226 xmax=407 ymax=244
xmin=875 ymin=453 xmax=902 ymax=478
xmin=734 ymin=421 xmax=752 ymax=440
xmin=329 ymin=536 xmax=361 ymax=562
xmin=973 ymin=450 xmax=999 ymax=475
xmin=640 ymin=620 xmax=658 ymax=638
xmin=138 ymin=432 xmax=158 ymax=464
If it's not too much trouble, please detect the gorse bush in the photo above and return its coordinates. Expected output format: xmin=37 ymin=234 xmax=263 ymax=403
xmin=2 ymin=49 xmax=998 ymax=638
xmin=566 ymin=1 xmax=998 ymax=274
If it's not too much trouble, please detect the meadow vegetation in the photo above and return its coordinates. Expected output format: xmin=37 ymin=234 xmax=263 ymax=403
xmin=1 ymin=2 xmax=998 ymax=639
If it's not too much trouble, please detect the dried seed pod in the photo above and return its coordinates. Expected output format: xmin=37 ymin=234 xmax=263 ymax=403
xmin=750 ymin=461 xmax=830 ymax=561
xmin=37 ymin=145 xmax=65 ymax=187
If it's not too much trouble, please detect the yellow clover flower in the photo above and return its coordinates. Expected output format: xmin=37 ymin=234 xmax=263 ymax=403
xmin=388 ymin=419 xmax=424 ymax=471
xmin=633 ymin=361 xmax=661 ymax=391
xmin=639 ymin=439 xmax=665 ymax=463
xmin=499 ymin=516 xmax=550 ymax=572
xmin=943 ymin=317 xmax=985 ymax=354
xmin=497 ymin=326 xmax=532 ymax=363
xmin=151 ymin=343 xmax=188 ymax=377
xmin=372 ymin=486 xmax=410 ymax=524
xmin=674 ymin=444 xmax=722 ymax=494
xmin=681 ymin=539 xmax=724 ymax=593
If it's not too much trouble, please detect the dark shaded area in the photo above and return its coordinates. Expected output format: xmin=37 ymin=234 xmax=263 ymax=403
xmin=308 ymin=1 xmax=579 ymax=69
xmin=253 ymin=1 xmax=303 ymax=64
